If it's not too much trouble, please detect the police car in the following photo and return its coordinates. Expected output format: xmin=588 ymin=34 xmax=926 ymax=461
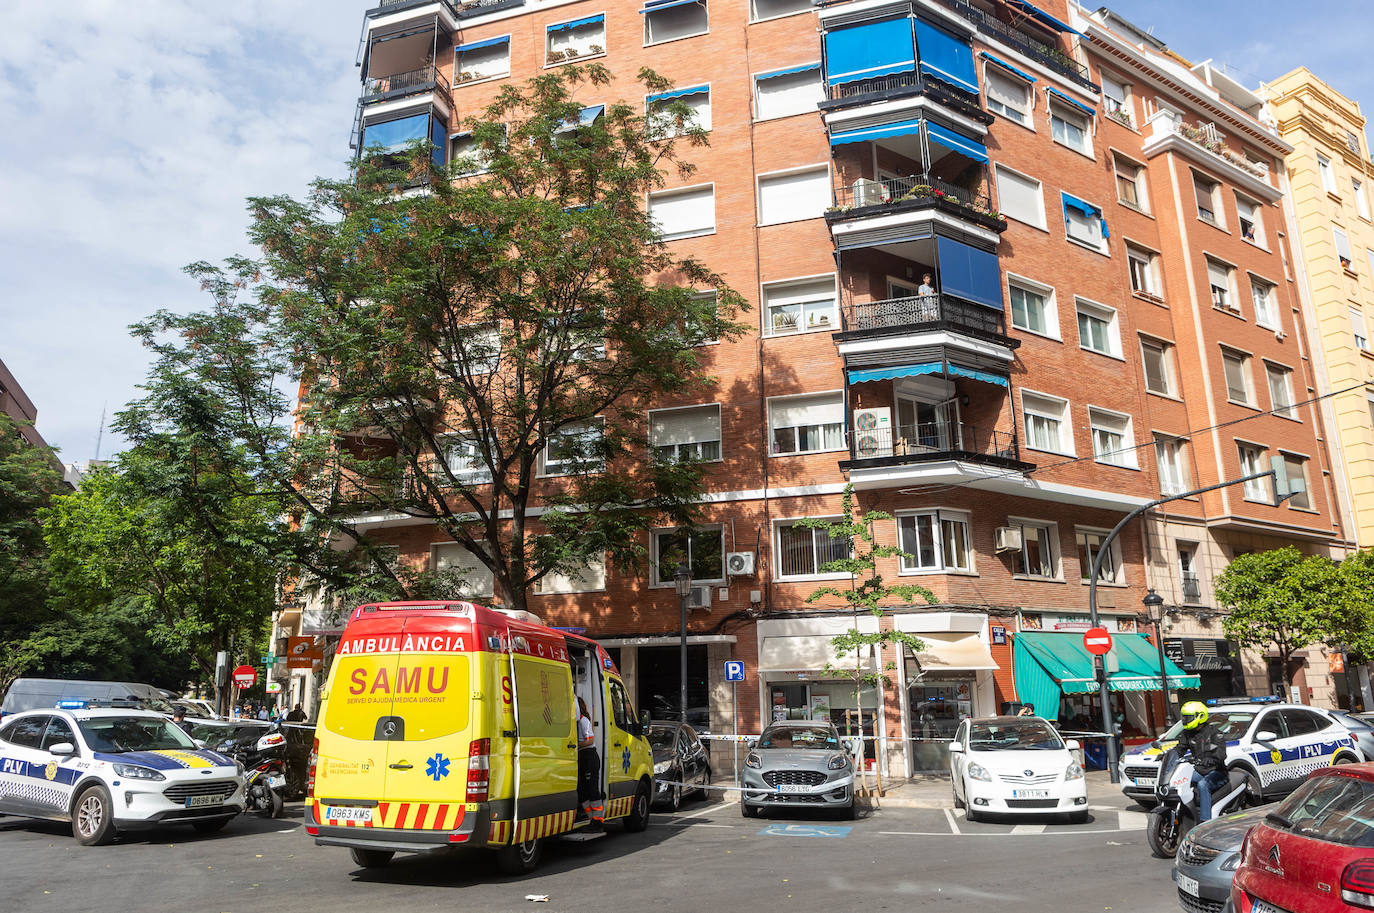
xmin=0 ymin=705 xmax=246 ymax=845
xmin=1118 ymin=697 xmax=1363 ymax=807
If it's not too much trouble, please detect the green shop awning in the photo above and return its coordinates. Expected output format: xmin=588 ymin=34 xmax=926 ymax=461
xmin=1013 ymin=631 xmax=1200 ymax=721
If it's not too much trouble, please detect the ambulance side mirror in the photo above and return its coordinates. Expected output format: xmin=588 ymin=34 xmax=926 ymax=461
xmin=48 ymin=742 xmax=76 ymax=757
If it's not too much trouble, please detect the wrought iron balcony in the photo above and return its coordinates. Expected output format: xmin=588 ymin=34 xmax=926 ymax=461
xmin=842 ymin=421 xmax=1026 ymax=469
xmin=838 ymin=293 xmax=1011 ymax=344
xmin=1181 ymin=573 xmax=1202 ymax=603
xmin=928 ymin=0 xmax=1098 ymax=92
xmin=363 ymin=64 xmax=452 ymax=107
xmin=821 ymin=71 xmax=992 ymax=124
xmin=828 ymin=173 xmax=1004 ymax=231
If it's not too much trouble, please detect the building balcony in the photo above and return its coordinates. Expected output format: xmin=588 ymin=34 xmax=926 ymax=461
xmin=820 ymin=71 xmax=993 ymax=127
xmin=1141 ymin=112 xmax=1282 ymax=201
xmin=837 ymin=292 xmax=1014 ymax=349
xmin=829 ymin=174 xmax=1004 ymax=233
xmin=1180 ymin=573 xmax=1202 ymax=604
xmin=840 ymin=421 xmax=1031 ymax=489
xmin=926 ymin=0 xmax=1097 ymax=92
xmin=362 ymin=64 xmax=452 ymax=109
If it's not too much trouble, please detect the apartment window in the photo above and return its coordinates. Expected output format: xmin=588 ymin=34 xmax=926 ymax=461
xmin=1318 ymin=153 xmax=1337 ymax=194
xmin=751 ymin=0 xmax=811 ymax=20
xmin=1222 ymin=348 xmax=1254 ymax=405
xmin=1194 ymin=174 xmax=1222 ymax=226
xmin=898 ymin=511 xmax=972 ymax=573
xmin=1088 ymin=407 xmax=1135 ymax=467
xmin=1369 ymin=248 xmax=1374 ymax=277
xmin=448 ymin=132 xmax=493 ymax=176
xmin=776 ymin=520 xmax=851 ymax=579
xmin=1208 ymin=258 xmax=1237 ymax=312
xmin=1356 ymin=179 xmax=1371 ymax=220
xmin=1140 ymin=337 xmax=1174 ymax=395
xmin=1251 ymin=277 xmax=1278 ymax=329
xmin=1281 ymin=453 xmax=1311 ymax=510
xmin=650 ymin=404 xmax=722 ymax=462
xmin=754 ymin=64 xmax=822 ymax=120
xmin=455 ymin=36 xmax=510 ymax=82
xmin=1236 ymin=195 xmax=1264 ymax=244
xmin=1352 ymin=307 xmax=1370 ymax=352
xmin=986 ymin=69 xmax=1031 ymax=125
xmin=681 ymin=290 xmax=720 ymax=346
xmin=769 ymin=391 xmax=843 ymax=455
xmin=1101 ymin=74 xmax=1131 ymax=124
xmin=1076 ymin=299 xmax=1120 ymax=357
xmin=432 ymin=542 xmax=495 ymax=598
xmin=646 ymin=86 xmax=711 ymax=138
xmin=758 ymin=166 xmax=830 ymax=225
xmin=546 ymin=15 xmax=606 ymax=62
xmin=1265 ymin=363 xmax=1295 ymax=418
xmin=1114 ymin=155 xmax=1145 ymax=210
xmin=436 ymin=434 xmax=493 ymax=485
xmin=1155 ymin=434 xmax=1189 ymax=496
xmin=1062 ymin=193 xmax=1107 ymax=251
xmin=1178 ymin=543 xmax=1200 ymax=602
xmin=1008 ymin=279 xmax=1056 ymax=336
xmin=536 ymin=554 xmax=607 ymax=594
xmin=1335 ymin=227 xmax=1354 ymax=269
xmin=1127 ymin=244 xmax=1160 ymax=297
xmin=1049 ymin=101 xmax=1091 ymax=154
xmin=762 ymin=275 xmax=837 ymax=335
xmin=1021 ymin=391 xmax=1072 ymax=455
xmin=653 ymin=527 xmax=724 ymax=584
xmin=448 ymin=322 xmax=501 ymax=375
xmin=647 ymin=185 xmax=715 ymax=240
xmin=1237 ymin=442 xmax=1268 ymax=501
xmin=1348 ymin=131 xmax=1364 ymax=155
xmin=1010 ymin=519 xmax=1058 ymax=578
xmin=1076 ymin=529 xmax=1123 ymax=583
xmin=542 ymin=419 xmax=604 ymax=474
xmin=643 ymin=0 xmax=708 ymax=45
xmin=995 ymin=166 xmax=1045 ymax=229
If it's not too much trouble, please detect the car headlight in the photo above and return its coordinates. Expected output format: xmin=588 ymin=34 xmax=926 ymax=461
xmin=745 ymin=752 xmax=762 ymax=770
xmin=967 ymin=761 xmax=993 ymax=782
xmin=1065 ymin=760 xmax=1084 ymax=781
xmin=828 ymin=755 xmax=849 ymax=771
xmin=112 ymin=763 xmax=165 ymax=781
xmin=1220 ymin=853 xmax=1241 ymax=872
xmin=654 ymin=761 xmax=673 ymax=776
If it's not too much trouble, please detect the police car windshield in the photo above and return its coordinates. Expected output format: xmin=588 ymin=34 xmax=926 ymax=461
xmin=1161 ymin=710 xmax=1256 ymax=742
xmin=78 ymin=717 xmax=197 ymax=753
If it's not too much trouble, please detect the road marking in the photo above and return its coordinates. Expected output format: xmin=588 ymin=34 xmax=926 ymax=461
xmin=759 ymin=823 xmax=851 ymax=838
xmin=1117 ymin=811 xmax=1147 ymax=830
xmin=1010 ymin=824 xmax=1046 ymax=835
xmin=943 ymin=808 xmax=961 ymax=835
xmin=669 ymin=800 xmax=738 ymax=821
xmin=878 ymin=828 xmax=1145 ymax=837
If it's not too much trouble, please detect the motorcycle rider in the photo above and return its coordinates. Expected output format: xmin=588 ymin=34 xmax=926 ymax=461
xmin=1177 ymin=701 xmax=1228 ymax=821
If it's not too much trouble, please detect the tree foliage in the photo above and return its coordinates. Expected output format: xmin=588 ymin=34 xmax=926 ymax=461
xmin=131 ymin=64 xmax=746 ymax=613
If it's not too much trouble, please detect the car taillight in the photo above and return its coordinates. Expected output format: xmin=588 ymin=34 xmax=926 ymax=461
xmin=467 ymin=738 xmax=490 ymax=803
xmin=306 ymin=738 xmax=318 ymax=798
xmin=1342 ymin=859 xmax=1374 ymax=908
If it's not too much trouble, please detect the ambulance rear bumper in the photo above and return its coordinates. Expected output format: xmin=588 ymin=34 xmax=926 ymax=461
xmin=306 ymin=802 xmax=486 ymax=855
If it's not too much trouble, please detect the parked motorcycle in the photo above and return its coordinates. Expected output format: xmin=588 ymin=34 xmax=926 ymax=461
xmin=1146 ymin=747 xmax=1251 ymax=858
xmin=226 ymin=727 xmax=289 ymax=818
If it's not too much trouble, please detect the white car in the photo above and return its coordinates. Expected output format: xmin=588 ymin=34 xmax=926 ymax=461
xmin=0 ymin=707 xmax=246 ymax=845
xmin=949 ymin=716 xmax=1089 ymax=822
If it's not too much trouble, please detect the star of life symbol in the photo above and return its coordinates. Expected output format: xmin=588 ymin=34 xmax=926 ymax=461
xmin=426 ymin=753 xmax=451 ymax=782
xmin=621 ymin=747 xmax=631 ymax=773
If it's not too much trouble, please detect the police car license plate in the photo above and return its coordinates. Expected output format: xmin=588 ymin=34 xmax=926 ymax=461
xmin=777 ymin=784 xmax=809 ymax=793
xmin=1012 ymin=789 xmax=1049 ymax=799
xmin=1134 ymin=777 xmax=1156 ymax=787
xmin=324 ymin=806 xmax=373 ymax=823
xmin=185 ymin=795 xmax=221 ymax=808
xmin=267 ymin=775 xmax=286 ymax=789
xmin=1176 ymin=873 xmax=1200 ymax=897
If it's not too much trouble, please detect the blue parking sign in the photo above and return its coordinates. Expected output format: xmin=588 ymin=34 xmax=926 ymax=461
xmin=724 ymin=661 xmax=745 ymax=682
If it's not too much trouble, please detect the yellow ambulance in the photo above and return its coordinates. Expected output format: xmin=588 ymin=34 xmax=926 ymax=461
xmin=305 ymin=601 xmax=654 ymax=873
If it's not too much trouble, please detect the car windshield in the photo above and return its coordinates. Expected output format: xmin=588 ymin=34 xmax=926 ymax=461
xmin=1269 ymin=774 xmax=1374 ymax=847
xmin=187 ymin=722 xmax=266 ymax=747
xmin=78 ymin=716 xmax=197 ymax=753
xmin=968 ymin=720 xmax=1064 ymax=750
xmin=758 ymin=725 xmax=839 ymax=750
xmin=1160 ymin=710 xmax=1257 ymax=742
xmin=1330 ymin=711 xmax=1373 ymax=732
xmin=647 ymin=726 xmax=677 ymax=751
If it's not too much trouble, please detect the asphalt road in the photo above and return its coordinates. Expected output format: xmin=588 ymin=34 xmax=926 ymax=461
xmin=1 ymin=797 xmax=1183 ymax=913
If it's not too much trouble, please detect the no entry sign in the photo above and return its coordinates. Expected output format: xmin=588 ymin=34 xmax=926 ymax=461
xmin=232 ymin=665 xmax=258 ymax=688
xmin=1083 ymin=627 xmax=1113 ymax=656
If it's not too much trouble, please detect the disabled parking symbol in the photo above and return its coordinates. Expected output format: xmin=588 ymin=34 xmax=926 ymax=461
xmin=759 ymin=824 xmax=851 ymax=838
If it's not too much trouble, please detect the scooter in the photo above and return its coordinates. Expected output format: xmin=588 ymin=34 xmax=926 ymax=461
xmin=1146 ymin=747 xmax=1251 ymax=858
xmin=228 ymin=728 xmax=289 ymax=818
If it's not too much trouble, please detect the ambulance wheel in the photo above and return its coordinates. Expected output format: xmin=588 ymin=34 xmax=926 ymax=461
xmin=350 ymin=847 xmax=394 ymax=869
xmin=72 ymin=785 xmax=117 ymax=846
xmin=495 ymin=837 xmax=542 ymax=875
xmin=623 ymin=783 xmax=651 ymax=833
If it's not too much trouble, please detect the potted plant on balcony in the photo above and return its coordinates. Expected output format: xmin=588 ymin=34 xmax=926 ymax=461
xmin=589 ymin=44 xmax=604 ymax=55
xmin=546 ymin=49 xmax=567 ymax=64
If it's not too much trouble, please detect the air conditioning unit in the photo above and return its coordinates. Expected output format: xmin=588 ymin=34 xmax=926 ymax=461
xmin=687 ymin=585 xmax=712 ymax=611
xmin=852 ymin=407 xmax=892 ymax=458
xmin=726 ymin=551 xmax=756 ymax=577
xmin=852 ymin=178 xmax=889 ymax=208
xmin=994 ymin=526 xmax=1023 ymax=552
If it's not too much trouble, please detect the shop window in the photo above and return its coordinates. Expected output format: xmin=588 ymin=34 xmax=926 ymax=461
xmin=897 ymin=511 xmax=972 ymax=573
xmin=653 ymin=526 xmax=724 ymax=584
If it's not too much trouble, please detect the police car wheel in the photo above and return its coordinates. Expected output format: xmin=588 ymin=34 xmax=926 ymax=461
xmin=72 ymin=785 xmax=116 ymax=846
xmin=350 ymin=847 xmax=394 ymax=869
xmin=623 ymin=783 xmax=651 ymax=833
xmin=1334 ymin=753 xmax=1358 ymax=765
xmin=495 ymin=837 xmax=542 ymax=875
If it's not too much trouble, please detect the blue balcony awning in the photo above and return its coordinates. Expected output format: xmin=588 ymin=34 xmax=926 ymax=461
xmin=456 ymin=36 xmax=509 ymax=53
xmin=647 ymin=84 xmax=708 ymax=104
xmin=829 ymin=118 xmax=923 ymax=146
xmin=548 ymin=14 xmax=604 ymax=32
xmin=913 ymin=19 xmax=978 ymax=95
xmin=847 ymin=363 xmax=944 ymax=384
xmin=640 ymin=0 xmax=703 ymax=11
xmin=1046 ymin=86 xmax=1095 ymax=116
xmin=1006 ymin=0 xmax=1082 ymax=35
xmin=1061 ymin=192 xmax=1109 ymax=239
xmin=757 ymin=62 xmax=821 ymax=81
xmin=925 ymin=121 xmax=988 ymax=163
xmin=824 ymin=18 xmax=915 ymax=86
xmin=936 ymin=235 xmax=1002 ymax=310
xmin=980 ymin=51 xmax=1035 ymax=83
xmin=947 ymin=365 xmax=1008 ymax=386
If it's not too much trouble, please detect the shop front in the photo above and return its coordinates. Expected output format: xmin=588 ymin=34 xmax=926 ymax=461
xmin=895 ymin=613 xmax=999 ymax=775
xmin=1164 ymin=637 xmax=1244 ymax=703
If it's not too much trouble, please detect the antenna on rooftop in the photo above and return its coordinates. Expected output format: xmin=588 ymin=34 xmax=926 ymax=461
xmin=94 ymin=401 xmax=107 ymax=462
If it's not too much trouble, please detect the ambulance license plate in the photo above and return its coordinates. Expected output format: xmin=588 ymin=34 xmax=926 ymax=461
xmin=777 ymin=784 xmax=810 ymax=793
xmin=324 ymin=806 xmax=373 ymax=822
xmin=1176 ymin=873 xmax=1200 ymax=897
xmin=1012 ymin=789 xmax=1049 ymax=799
xmin=186 ymin=795 xmax=221 ymax=808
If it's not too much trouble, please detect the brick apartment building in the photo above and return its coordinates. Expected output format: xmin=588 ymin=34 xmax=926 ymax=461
xmin=274 ymin=0 xmax=1353 ymax=776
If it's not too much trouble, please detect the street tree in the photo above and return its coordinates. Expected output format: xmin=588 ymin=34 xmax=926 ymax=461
xmin=132 ymin=63 xmax=746 ymax=614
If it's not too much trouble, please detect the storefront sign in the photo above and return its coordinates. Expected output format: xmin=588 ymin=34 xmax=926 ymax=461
xmin=1164 ymin=638 xmax=1234 ymax=671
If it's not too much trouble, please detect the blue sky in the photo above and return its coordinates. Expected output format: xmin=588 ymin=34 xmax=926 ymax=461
xmin=1 ymin=1 xmax=1371 ymax=464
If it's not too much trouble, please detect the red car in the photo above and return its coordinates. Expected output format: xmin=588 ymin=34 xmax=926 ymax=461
xmin=1231 ymin=763 xmax=1374 ymax=912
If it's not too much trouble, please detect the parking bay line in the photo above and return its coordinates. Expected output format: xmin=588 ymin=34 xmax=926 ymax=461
xmin=943 ymin=808 xmax=961 ymax=835
xmin=1010 ymin=824 xmax=1045 ymax=835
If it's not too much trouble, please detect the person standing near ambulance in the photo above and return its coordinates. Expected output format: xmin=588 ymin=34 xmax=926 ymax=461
xmin=577 ymin=697 xmax=600 ymax=816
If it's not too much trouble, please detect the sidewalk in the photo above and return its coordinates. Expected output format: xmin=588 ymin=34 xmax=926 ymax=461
xmin=854 ymin=769 xmax=1129 ymax=809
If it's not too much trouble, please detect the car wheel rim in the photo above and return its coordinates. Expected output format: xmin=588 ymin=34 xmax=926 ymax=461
xmin=519 ymin=839 xmax=537 ymax=863
xmin=78 ymin=795 xmax=103 ymax=836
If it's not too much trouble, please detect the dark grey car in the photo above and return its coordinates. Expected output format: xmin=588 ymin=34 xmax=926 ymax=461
xmin=647 ymin=721 xmax=711 ymax=811
xmin=1171 ymin=803 xmax=1272 ymax=913
xmin=740 ymin=721 xmax=854 ymax=819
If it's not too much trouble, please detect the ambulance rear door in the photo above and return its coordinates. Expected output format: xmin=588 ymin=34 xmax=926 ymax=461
xmin=508 ymin=629 xmax=578 ymax=832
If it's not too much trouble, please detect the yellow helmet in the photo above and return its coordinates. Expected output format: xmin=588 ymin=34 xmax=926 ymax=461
xmin=1181 ymin=701 xmax=1209 ymax=730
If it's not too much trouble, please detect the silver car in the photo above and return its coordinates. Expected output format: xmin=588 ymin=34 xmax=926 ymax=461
xmin=740 ymin=721 xmax=855 ymax=819
xmin=1171 ymin=804 xmax=1272 ymax=913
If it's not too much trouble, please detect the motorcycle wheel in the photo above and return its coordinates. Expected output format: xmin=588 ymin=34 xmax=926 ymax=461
xmin=1146 ymin=807 xmax=1182 ymax=859
xmin=268 ymin=790 xmax=284 ymax=819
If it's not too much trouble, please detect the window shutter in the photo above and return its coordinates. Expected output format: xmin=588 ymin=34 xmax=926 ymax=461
xmin=771 ymin=393 xmax=843 ymax=428
xmin=650 ymin=405 xmax=721 ymax=446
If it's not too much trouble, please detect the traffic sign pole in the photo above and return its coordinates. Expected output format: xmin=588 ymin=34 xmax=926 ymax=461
xmin=724 ymin=661 xmax=745 ymax=779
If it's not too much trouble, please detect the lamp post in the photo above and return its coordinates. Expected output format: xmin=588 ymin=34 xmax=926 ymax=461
xmin=1143 ymin=589 xmax=1175 ymax=729
xmin=674 ymin=562 xmax=693 ymax=724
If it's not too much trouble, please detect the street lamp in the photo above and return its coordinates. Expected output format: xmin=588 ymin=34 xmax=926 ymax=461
xmin=1143 ymin=588 xmax=1175 ymax=726
xmin=674 ymin=562 xmax=693 ymax=724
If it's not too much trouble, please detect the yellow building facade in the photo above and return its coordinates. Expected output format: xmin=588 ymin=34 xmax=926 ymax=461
xmin=1264 ymin=68 xmax=1374 ymax=547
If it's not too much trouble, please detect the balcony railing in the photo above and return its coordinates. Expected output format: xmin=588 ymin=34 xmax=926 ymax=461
xmin=928 ymin=0 xmax=1097 ymax=92
xmin=1181 ymin=573 xmax=1202 ymax=603
xmin=845 ymin=421 xmax=1020 ymax=465
xmin=363 ymin=64 xmax=451 ymax=105
xmin=823 ymin=72 xmax=991 ymax=124
xmin=840 ymin=292 xmax=1007 ymax=340
xmin=830 ymin=173 xmax=996 ymax=220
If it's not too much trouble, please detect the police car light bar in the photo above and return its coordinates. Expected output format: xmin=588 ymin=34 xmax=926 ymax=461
xmin=1205 ymin=696 xmax=1280 ymax=706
